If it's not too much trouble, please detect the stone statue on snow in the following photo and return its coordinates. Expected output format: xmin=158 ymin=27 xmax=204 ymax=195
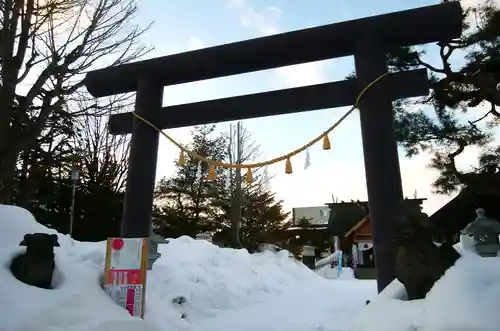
xmin=10 ymin=233 xmax=60 ymax=289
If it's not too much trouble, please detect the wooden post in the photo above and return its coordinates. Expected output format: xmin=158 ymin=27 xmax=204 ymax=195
xmin=121 ymin=78 xmax=163 ymax=238
xmin=354 ymin=40 xmax=405 ymax=292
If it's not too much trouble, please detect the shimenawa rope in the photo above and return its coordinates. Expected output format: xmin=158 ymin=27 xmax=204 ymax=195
xmin=132 ymin=72 xmax=389 ymax=182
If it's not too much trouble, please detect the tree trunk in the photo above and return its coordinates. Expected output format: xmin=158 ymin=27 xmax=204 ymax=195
xmin=0 ymin=154 xmax=18 ymax=204
xmin=0 ymin=70 xmax=18 ymax=205
xmin=231 ymin=168 xmax=243 ymax=248
xmin=17 ymin=150 xmax=32 ymax=208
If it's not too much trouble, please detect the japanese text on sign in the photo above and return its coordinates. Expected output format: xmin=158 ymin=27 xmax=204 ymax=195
xmin=104 ymin=238 xmax=148 ymax=318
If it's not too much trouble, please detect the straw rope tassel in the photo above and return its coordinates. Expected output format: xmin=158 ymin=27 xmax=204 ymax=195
xmin=208 ymin=164 xmax=217 ymax=180
xmin=246 ymin=168 xmax=253 ymax=183
xmin=129 ymin=72 xmax=388 ymax=174
xmin=285 ymin=158 xmax=293 ymax=174
xmin=323 ymin=134 xmax=331 ymax=150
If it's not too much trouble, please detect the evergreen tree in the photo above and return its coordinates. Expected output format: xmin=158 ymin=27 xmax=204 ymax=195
xmin=153 ymin=124 xmax=292 ymax=249
xmin=387 ymin=0 xmax=500 ymax=194
xmin=153 ymin=125 xmax=228 ymax=238
xmin=296 ymin=217 xmax=313 ymax=228
xmin=239 ymin=186 xmax=291 ymax=249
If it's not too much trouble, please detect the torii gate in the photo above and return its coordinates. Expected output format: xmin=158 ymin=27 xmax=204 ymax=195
xmin=84 ymin=2 xmax=462 ymax=292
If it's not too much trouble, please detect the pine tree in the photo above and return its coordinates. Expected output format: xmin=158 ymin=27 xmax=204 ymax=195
xmin=154 ymin=125 xmax=228 ymax=238
xmin=153 ymin=124 xmax=291 ymax=248
xmin=388 ymin=0 xmax=500 ymax=194
xmin=239 ymin=186 xmax=291 ymax=249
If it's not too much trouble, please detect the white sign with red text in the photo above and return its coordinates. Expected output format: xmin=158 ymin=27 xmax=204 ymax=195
xmin=103 ymin=238 xmax=148 ymax=318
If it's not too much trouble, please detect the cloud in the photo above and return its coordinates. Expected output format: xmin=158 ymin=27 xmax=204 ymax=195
xmin=274 ymin=62 xmax=329 ymax=88
xmin=187 ymin=36 xmax=204 ymax=51
xmin=227 ymin=0 xmax=329 ymax=88
xmin=227 ymin=0 xmax=282 ymax=36
xmin=239 ymin=6 xmax=281 ymax=36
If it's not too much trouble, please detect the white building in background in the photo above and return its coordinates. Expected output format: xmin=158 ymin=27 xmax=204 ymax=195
xmin=292 ymin=206 xmax=330 ymax=226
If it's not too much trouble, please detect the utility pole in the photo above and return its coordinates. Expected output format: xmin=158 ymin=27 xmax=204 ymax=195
xmin=228 ymin=122 xmax=243 ymax=248
xmin=69 ymin=164 xmax=80 ymax=241
xmin=235 ymin=122 xmax=243 ymax=246
xmin=228 ymin=124 xmax=234 ymax=189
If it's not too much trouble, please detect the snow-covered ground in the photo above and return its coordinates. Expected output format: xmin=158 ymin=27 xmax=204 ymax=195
xmin=357 ymin=243 xmax=500 ymax=331
xmin=3 ymin=204 xmax=500 ymax=331
xmin=0 ymin=205 xmax=376 ymax=331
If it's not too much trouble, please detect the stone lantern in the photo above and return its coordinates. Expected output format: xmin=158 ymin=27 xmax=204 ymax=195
xmin=461 ymin=208 xmax=500 ymax=257
xmin=148 ymin=229 xmax=169 ymax=270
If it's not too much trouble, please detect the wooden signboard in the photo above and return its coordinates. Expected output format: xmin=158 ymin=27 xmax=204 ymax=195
xmin=103 ymin=238 xmax=148 ymax=318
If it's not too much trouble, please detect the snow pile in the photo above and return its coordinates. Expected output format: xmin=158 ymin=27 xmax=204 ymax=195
xmin=0 ymin=205 xmax=376 ymax=331
xmin=146 ymin=236 xmax=316 ymax=324
xmin=315 ymin=265 xmax=355 ymax=280
xmin=455 ymin=234 xmax=475 ymax=255
xmin=357 ymin=252 xmax=500 ymax=331
xmin=5 ymin=203 xmax=500 ymax=331
xmin=0 ymin=205 xmax=154 ymax=331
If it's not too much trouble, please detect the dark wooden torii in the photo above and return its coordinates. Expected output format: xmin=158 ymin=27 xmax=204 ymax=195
xmin=84 ymin=2 xmax=462 ymax=292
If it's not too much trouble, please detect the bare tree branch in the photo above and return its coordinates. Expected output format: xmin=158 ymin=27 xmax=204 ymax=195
xmin=0 ymin=0 xmax=152 ymax=202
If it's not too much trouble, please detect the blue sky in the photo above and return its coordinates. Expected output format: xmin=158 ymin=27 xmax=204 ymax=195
xmin=130 ymin=0 xmax=486 ymax=215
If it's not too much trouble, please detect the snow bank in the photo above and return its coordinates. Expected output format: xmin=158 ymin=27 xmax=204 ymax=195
xmin=315 ymin=265 xmax=355 ymax=280
xmin=149 ymin=240 xmax=374 ymax=331
xmin=0 ymin=205 xmax=377 ymax=331
xmin=455 ymin=234 xmax=475 ymax=255
xmin=0 ymin=205 xmax=153 ymax=331
xmin=6 ymin=203 xmax=499 ymax=331
xmin=146 ymin=236 xmax=317 ymax=324
xmin=357 ymin=252 xmax=500 ymax=331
